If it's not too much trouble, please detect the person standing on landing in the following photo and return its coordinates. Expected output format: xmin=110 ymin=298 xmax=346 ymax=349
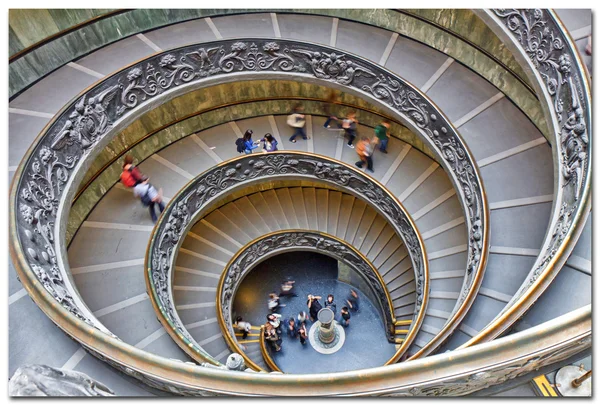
xmin=133 ymin=176 xmax=165 ymax=223
xmin=261 ymin=133 xmax=279 ymax=152
xmin=287 ymin=105 xmax=308 ymax=143
xmin=325 ymin=294 xmax=337 ymax=314
xmin=355 ymin=136 xmax=375 ymax=173
xmin=375 ymin=120 xmax=391 ymax=154
xmin=343 ymin=111 xmax=358 ymax=148
xmin=242 ymin=129 xmax=259 ymax=154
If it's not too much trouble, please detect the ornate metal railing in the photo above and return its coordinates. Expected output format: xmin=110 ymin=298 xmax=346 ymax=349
xmin=10 ymin=37 xmax=487 ymax=361
xmin=146 ymin=152 xmax=427 ymax=363
xmin=6 ymin=12 xmax=591 ymax=392
xmin=215 ymin=230 xmax=399 ymax=370
xmin=458 ymin=9 xmax=592 ymax=348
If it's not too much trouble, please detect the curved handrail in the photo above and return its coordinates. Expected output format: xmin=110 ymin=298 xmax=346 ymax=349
xmin=459 ymin=9 xmax=592 ymax=347
xmin=6 ymin=14 xmax=590 ymax=393
xmin=260 ymin=326 xmax=283 ymax=373
xmin=215 ymin=229 xmax=400 ymax=367
xmin=71 ymin=96 xmax=430 ymax=205
xmin=6 ymin=260 xmax=593 ymax=396
xmin=147 ymin=152 xmax=428 ymax=365
xmin=10 ymin=37 xmax=487 ymax=363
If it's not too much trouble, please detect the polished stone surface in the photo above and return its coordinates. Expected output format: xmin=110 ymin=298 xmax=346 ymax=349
xmin=385 ymin=35 xmax=448 ymax=89
xmin=232 ymin=252 xmax=397 ymax=374
xmin=76 ymin=35 xmax=155 ymax=76
xmin=211 ymin=13 xmax=275 ymax=38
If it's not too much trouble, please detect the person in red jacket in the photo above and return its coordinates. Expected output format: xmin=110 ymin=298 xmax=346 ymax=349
xmin=120 ymin=155 xmax=144 ymax=188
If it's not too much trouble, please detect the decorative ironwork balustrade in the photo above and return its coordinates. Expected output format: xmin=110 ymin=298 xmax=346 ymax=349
xmin=10 ymin=37 xmax=488 ymax=358
xmin=146 ymin=153 xmax=426 ymax=363
xmin=214 ymin=230 xmax=399 ymax=371
xmin=461 ymin=9 xmax=592 ymax=347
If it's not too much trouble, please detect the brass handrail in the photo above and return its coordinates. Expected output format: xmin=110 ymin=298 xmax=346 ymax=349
xmin=260 ymin=326 xmax=283 ymax=373
xmin=11 ymin=37 xmax=487 ymax=365
xmin=458 ymin=9 xmax=593 ymax=348
xmin=214 ymin=229 xmax=401 ymax=367
xmin=71 ymin=95 xmax=422 ymax=205
xmin=147 ymin=153 xmax=428 ymax=366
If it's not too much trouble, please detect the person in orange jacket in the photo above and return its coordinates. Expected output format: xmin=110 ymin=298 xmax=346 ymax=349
xmin=355 ymin=136 xmax=375 ymax=173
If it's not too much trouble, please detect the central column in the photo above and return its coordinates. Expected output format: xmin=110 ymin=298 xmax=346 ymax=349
xmin=317 ymin=308 xmax=335 ymax=344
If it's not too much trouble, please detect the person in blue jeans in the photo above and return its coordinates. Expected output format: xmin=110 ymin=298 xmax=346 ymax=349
xmin=346 ymin=289 xmax=360 ymax=312
xmin=375 ymin=120 xmax=391 ymax=154
xmin=340 ymin=306 xmax=351 ymax=327
xmin=243 ymin=129 xmax=259 ymax=154
xmin=288 ymin=105 xmax=307 ymax=143
xmin=133 ymin=176 xmax=165 ymax=223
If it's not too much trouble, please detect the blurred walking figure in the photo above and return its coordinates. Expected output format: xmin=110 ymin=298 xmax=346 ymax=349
xmin=375 ymin=120 xmax=391 ymax=154
xmin=340 ymin=306 xmax=351 ymax=327
xmin=325 ymin=294 xmax=337 ymax=314
xmin=355 ymin=136 xmax=375 ymax=173
xmin=268 ymin=292 xmax=285 ymax=312
xmin=323 ymin=90 xmax=340 ymax=129
xmin=346 ymin=289 xmax=360 ymax=312
xmin=261 ymin=133 xmax=279 ymax=152
xmin=343 ymin=111 xmax=358 ymax=148
xmin=298 ymin=322 xmax=308 ymax=345
xmin=286 ymin=318 xmax=298 ymax=339
xmin=279 ymin=280 xmax=297 ymax=297
xmin=133 ymin=176 xmax=165 ymax=223
xmin=235 ymin=316 xmax=252 ymax=339
xmin=120 ymin=155 xmax=144 ymax=188
xmin=307 ymin=294 xmax=323 ymax=321
xmin=287 ymin=105 xmax=308 ymax=143
xmin=297 ymin=311 xmax=309 ymax=325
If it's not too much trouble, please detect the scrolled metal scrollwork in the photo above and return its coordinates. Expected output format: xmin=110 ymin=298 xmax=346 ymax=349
xmin=217 ymin=231 xmax=396 ymax=346
xmin=465 ymin=9 xmax=592 ymax=339
xmin=11 ymin=38 xmax=484 ymax=373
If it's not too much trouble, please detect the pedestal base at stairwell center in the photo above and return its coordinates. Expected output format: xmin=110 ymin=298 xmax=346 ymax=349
xmin=308 ymin=318 xmax=346 ymax=355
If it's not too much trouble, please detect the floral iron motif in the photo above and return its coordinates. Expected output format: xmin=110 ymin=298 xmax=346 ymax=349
xmin=13 ymin=39 xmax=484 ymax=360
xmin=489 ymin=9 xmax=591 ymax=316
xmin=218 ymin=231 xmax=397 ymax=344
xmin=148 ymin=153 xmax=427 ymax=358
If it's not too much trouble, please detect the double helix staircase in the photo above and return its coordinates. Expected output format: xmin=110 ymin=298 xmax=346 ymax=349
xmin=8 ymin=9 xmax=591 ymax=396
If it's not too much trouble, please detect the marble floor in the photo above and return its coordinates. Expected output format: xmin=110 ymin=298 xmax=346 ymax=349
xmin=232 ymin=251 xmax=397 ymax=374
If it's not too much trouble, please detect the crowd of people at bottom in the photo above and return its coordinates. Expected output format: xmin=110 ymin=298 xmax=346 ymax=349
xmin=235 ymin=280 xmax=361 ymax=353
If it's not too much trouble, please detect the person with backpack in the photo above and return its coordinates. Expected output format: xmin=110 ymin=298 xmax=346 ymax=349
xmin=261 ymin=133 xmax=279 ymax=152
xmin=133 ymin=176 xmax=165 ymax=223
xmin=287 ymin=105 xmax=307 ymax=143
xmin=342 ymin=111 xmax=358 ymax=148
xmin=120 ymin=155 xmax=144 ymax=188
xmin=355 ymin=136 xmax=375 ymax=173
xmin=236 ymin=129 xmax=259 ymax=154
xmin=375 ymin=120 xmax=391 ymax=154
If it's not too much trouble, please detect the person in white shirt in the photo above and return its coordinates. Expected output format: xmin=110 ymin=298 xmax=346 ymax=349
xmin=133 ymin=176 xmax=164 ymax=223
xmin=235 ymin=316 xmax=252 ymax=339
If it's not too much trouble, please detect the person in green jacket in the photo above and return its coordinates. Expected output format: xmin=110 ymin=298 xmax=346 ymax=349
xmin=375 ymin=120 xmax=391 ymax=153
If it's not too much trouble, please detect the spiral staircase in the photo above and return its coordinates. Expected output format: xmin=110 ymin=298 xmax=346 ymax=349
xmin=8 ymin=9 xmax=591 ymax=396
